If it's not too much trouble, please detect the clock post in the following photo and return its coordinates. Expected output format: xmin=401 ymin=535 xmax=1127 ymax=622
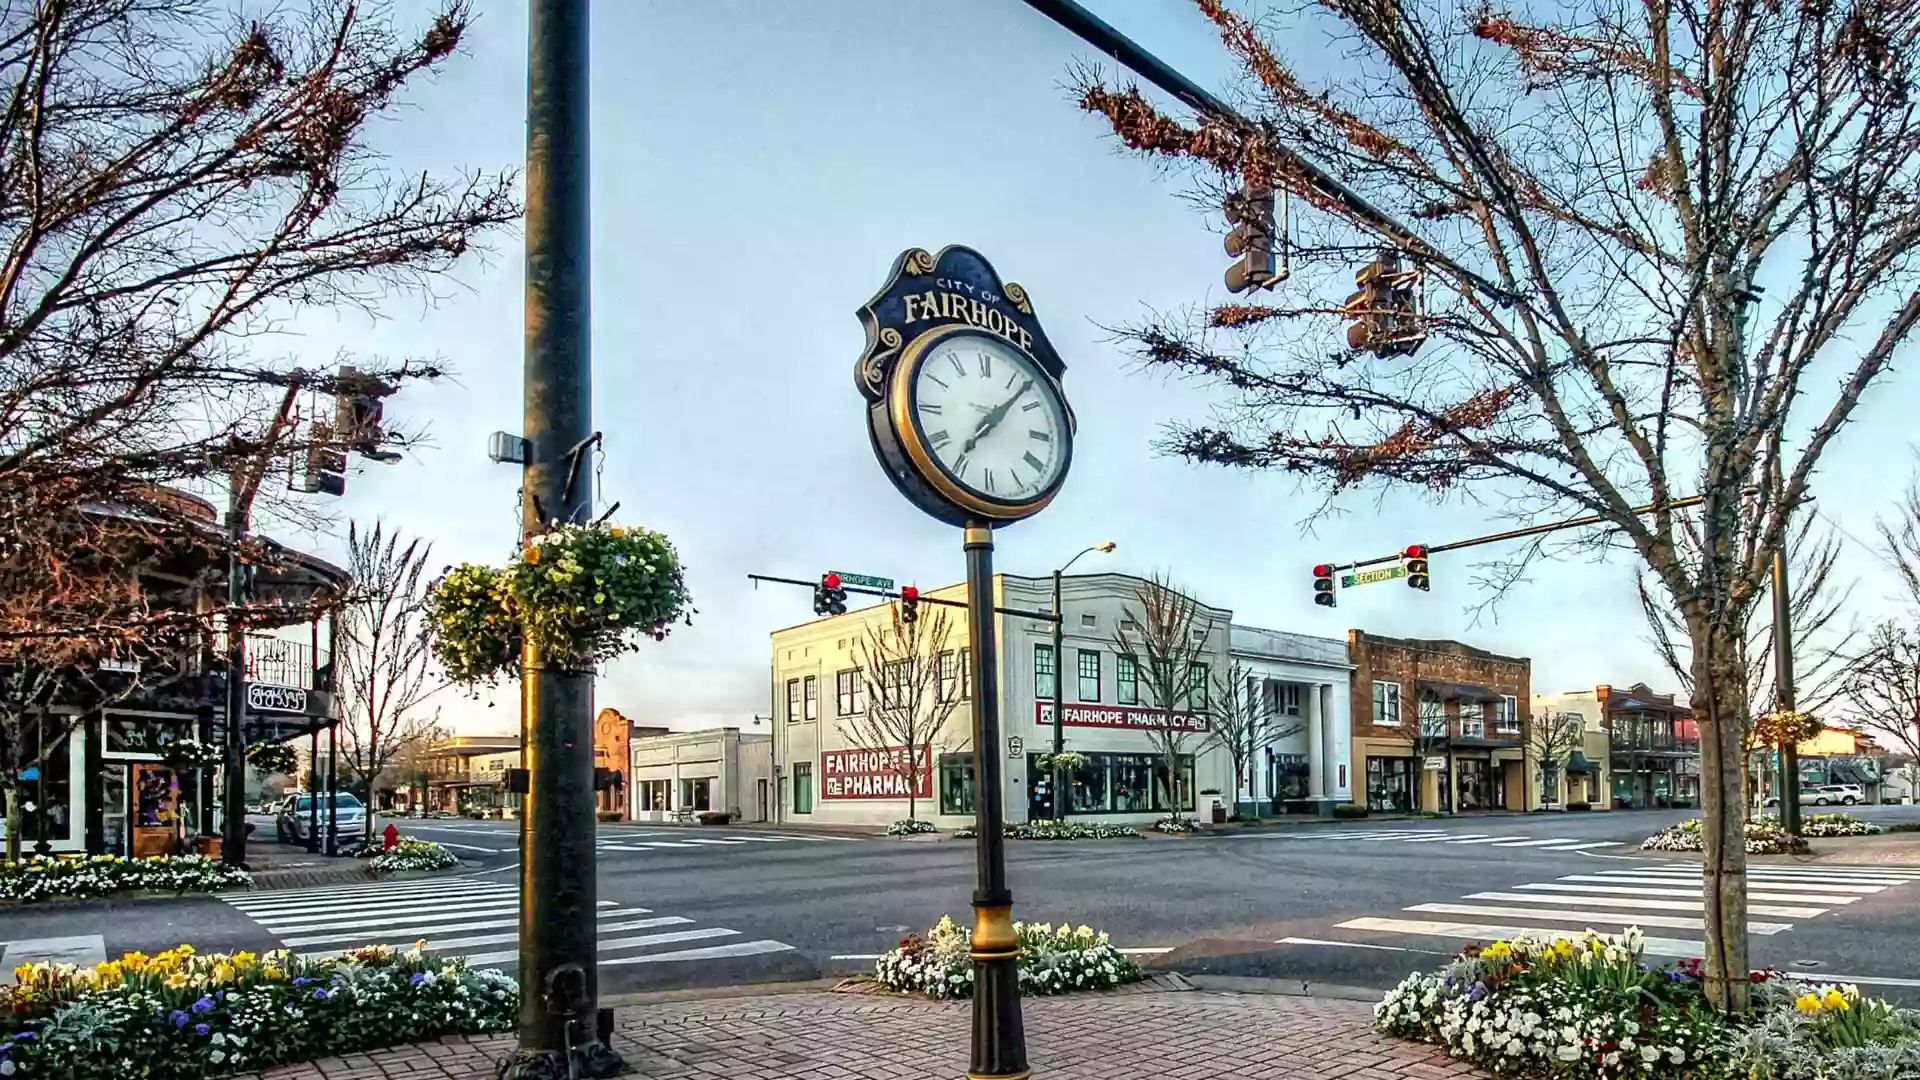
xmin=856 ymin=246 xmax=1073 ymax=1080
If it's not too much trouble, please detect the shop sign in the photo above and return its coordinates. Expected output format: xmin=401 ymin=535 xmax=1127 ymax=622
xmin=1007 ymin=736 xmax=1024 ymax=758
xmin=821 ymin=745 xmax=932 ymax=800
xmin=1035 ymin=702 xmax=1207 ymax=733
xmin=1423 ymin=755 xmax=1446 ymax=771
xmin=247 ymin=683 xmax=308 ymax=714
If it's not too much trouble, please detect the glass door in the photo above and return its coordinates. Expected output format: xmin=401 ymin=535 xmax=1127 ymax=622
xmin=100 ymin=764 xmax=130 ymax=856
xmin=131 ymin=763 xmax=180 ymax=857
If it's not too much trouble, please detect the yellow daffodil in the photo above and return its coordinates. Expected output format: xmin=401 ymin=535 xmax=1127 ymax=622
xmin=165 ymin=973 xmax=189 ymax=989
xmin=1823 ymin=988 xmax=1850 ymax=1011
xmin=212 ymin=963 xmax=235 ymax=984
xmin=1795 ymin=992 xmax=1822 ymax=1015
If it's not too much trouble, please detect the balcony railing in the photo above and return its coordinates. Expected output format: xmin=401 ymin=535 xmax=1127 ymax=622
xmin=244 ymin=634 xmax=333 ymax=692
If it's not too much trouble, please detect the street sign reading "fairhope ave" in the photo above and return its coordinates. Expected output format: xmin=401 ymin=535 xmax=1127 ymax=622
xmin=1341 ymin=565 xmax=1407 ymax=588
xmin=831 ymin=571 xmax=895 ymax=590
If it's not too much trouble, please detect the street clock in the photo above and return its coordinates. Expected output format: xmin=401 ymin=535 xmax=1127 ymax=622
xmin=855 ymin=246 xmax=1074 ymax=527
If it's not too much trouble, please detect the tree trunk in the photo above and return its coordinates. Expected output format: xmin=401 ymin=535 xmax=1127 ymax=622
xmin=1691 ymin=621 xmax=1753 ymax=1013
xmin=3 ymin=785 xmax=20 ymax=862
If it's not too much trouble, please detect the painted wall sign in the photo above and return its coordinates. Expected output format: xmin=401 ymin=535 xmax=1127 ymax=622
xmin=820 ymin=745 xmax=933 ymax=800
xmin=1035 ymin=702 xmax=1207 ymax=734
xmin=247 ymin=683 xmax=308 ymax=714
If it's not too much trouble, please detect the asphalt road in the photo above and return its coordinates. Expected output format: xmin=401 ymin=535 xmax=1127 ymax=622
xmin=9 ymin=807 xmax=1918 ymax=1002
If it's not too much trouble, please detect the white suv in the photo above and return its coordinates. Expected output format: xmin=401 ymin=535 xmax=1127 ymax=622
xmin=1806 ymin=784 xmax=1865 ymax=806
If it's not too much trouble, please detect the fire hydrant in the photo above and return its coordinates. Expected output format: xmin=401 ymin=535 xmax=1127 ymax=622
xmin=383 ymin=823 xmax=401 ymax=851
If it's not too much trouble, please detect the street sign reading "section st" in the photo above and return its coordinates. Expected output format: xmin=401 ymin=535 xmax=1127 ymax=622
xmin=831 ymin=571 xmax=895 ymax=590
xmin=1340 ymin=565 xmax=1407 ymax=588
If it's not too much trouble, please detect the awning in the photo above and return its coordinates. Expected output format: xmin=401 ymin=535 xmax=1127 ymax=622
xmin=1564 ymin=751 xmax=1600 ymax=774
xmin=1418 ymin=680 xmax=1506 ymax=705
xmin=1450 ymin=736 xmax=1522 ymax=751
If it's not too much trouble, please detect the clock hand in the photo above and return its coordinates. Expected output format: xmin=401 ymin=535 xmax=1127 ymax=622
xmin=962 ymin=377 xmax=1033 ymax=454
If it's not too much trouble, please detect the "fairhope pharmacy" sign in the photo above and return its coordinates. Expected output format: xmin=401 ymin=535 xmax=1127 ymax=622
xmin=1035 ymin=702 xmax=1207 ymax=733
xmin=820 ymin=745 xmax=933 ymax=800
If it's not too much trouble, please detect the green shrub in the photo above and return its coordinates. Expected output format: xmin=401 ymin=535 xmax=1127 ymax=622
xmin=1333 ymin=803 xmax=1369 ymax=819
xmin=696 ymin=810 xmax=733 ymax=825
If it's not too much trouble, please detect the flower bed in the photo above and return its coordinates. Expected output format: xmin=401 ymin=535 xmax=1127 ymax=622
xmin=1639 ymin=818 xmax=1809 ymax=854
xmin=951 ymin=821 xmax=1141 ymax=840
xmin=368 ymin=839 xmax=460 ymax=873
xmin=887 ymin=819 xmax=938 ymax=836
xmin=1776 ymin=812 xmax=1882 ymax=838
xmin=1374 ymin=928 xmax=1920 ymax=1079
xmin=873 ymin=916 xmax=1144 ymax=999
xmin=0 ymin=854 xmax=248 ymax=903
xmin=1152 ymin=816 xmax=1194 ymax=834
xmin=0 ymin=943 xmax=514 ymax=1079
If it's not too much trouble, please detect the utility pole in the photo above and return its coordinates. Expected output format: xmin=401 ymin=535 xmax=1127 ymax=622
xmin=503 ymin=0 xmax=619 ymax=1076
xmin=1050 ymin=569 xmax=1065 ymax=820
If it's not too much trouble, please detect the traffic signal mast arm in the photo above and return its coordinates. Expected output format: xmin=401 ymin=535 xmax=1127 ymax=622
xmin=1323 ymin=495 xmax=1707 ymax=575
xmin=746 ymin=573 xmax=1062 ymax=624
xmin=1018 ymin=0 xmax=1517 ymax=308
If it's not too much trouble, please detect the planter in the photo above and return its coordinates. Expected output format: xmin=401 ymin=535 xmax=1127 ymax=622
xmin=195 ymin=836 xmax=223 ymax=859
xmin=696 ymin=811 xmax=733 ymax=826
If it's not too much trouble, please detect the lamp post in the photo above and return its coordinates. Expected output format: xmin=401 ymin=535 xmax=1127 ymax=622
xmin=1049 ymin=542 xmax=1115 ymax=821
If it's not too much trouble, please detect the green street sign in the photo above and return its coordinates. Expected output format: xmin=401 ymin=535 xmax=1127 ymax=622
xmin=833 ymin=571 xmax=895 ymax=590
xmin=1340 ymin=565 xmax=1407 ymax=588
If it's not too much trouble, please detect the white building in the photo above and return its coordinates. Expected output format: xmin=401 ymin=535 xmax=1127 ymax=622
xmin=767 ymin=572 xmax=1352 ymax=828
xmin=629 ymin=728 xmax=774 ymax=823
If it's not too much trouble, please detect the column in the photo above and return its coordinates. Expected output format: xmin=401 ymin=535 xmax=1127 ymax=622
xmin=1305 ymin=683 xmax=1325 ymax=801
xmin=1321 ymin=683 xmax=1341 ymax=801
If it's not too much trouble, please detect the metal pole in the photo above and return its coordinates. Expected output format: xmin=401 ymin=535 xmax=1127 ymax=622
xmin=32 ymin=712 xmax=49 ymax=856
xmin=222 ymin=500 xmax=249 ymax=867
xmin=1050 ymin=569 xmax=1065 ymax=821
xmin=325 ymin=721 xmax=338 ymax=857
xmin=507 ymin=0 xmax=615 ymax=1074
xmin=964 ymin=523 xmax=1028 ymax=1080
xmin=307 ymin=729 xmax=319 ymax=853
xmin=1773 ymin=549 xmax=1801 ymax=836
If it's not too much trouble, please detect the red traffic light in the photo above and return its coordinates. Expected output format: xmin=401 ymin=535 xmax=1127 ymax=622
xmin=900 ymin=585 xmax=918 ymax=600
xmin=1403 ymin=545 xmax=1428 ymax=559
xmin=1312 ymin=564 xmax=1334 ymax=577
xmin=823 ymin=573 xmax=842 ymax=590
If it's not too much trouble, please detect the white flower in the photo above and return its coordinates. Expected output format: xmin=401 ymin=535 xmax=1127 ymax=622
xmin=1555 ymin=1045 xmax=1581 ymax=1062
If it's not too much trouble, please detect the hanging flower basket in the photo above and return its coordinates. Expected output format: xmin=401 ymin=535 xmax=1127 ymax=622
xmin=1749 ymin=709 xmax=1823 ymax=749
xmin=1035 ymin=750 xmax=1088 ymax=774
xmin=159 ymin=736 xmax=224 ymax=772
xmin=247 ymin=741 xmax=299 ymax=775
xmin=425 ymin=521 xmax=693 ymax=687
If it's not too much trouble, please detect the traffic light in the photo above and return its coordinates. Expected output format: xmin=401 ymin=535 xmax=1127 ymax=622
xmin=1341 ymin=252 xmax=1428 ymax=358
xmin=1223 ymin=184 xmax=1283 ymax=294
xmin=1403 ymin=544 xmax=1431 ymax=591
xmin=293 ymin=422 xmax=348 ymax=496
xmin=334 ymin=365 xmax=400 ymax=461
xmin=813 ymin=572 xmax=848 ymax=617
xmin=899 ymin=585 xmax=920 ymax=624
xmin=1312 ymin=563 xmax=1337 ymax=608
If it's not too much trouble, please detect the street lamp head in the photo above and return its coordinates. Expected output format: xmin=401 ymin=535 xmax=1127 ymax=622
xmin=1094 ymin=542 xmax=1117 ymax=553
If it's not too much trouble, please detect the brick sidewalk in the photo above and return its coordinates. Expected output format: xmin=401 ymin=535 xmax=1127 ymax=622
xmin=246 ymin=988 xmax=1485 ymax=1080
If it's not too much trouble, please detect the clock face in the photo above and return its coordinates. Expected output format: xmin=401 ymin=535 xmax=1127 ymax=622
xmin=908 ymin=331 xmax=1070 ymax=506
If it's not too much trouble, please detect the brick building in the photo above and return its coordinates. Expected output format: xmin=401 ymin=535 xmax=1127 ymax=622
xmin=591 ymin=707 xmax=668 ymax=819
xmin=1348 ymin=631 xmax=1530 ymax=813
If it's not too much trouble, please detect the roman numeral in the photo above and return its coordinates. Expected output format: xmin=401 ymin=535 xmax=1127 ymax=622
xmin=983 ymin=469 xmax=998 ymax=494
xmin=1006 ymin=371 xmax=1018 ymax=389
xmin=930 ymin=430 xmax=951 ymax=448
xmin=1029 ymin=429 xmax=1051 ymax=442
xmin=921 ymin=402 xmax=943 ymax=415
xmin=1021 ymin=401 xmax=1041 ymax=412
xmin=953 ymin=453 xmax=970 ymax=478
xmin=978 ymin=353 xmax=991 ymax=378
xmin=928 ymin=375 xmax=949 ymax=390
xmin=950 ymin=355 xmax=967 ymax=378
xmin=1023 ymin=451 xmax=1045 ymax=473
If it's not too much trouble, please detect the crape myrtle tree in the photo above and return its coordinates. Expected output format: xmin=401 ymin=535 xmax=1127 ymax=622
xmin=1073 ymin=0 xmax=1920 ymax=1011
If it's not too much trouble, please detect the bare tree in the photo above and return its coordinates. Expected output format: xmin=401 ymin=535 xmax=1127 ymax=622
xmin=841 ymin=603 xmax=962 ymax=823
xmin=1072 ymin=0 xmax=1920 ymax=1009
xmin=336 ymin=522 xmax=442 ymax=839
xmin=1527 ymin=710 xmax=1585 ymax=808
xmin=0 ymin=0 xmax=517 ymax=655
xmin=1205 ymin=661 xmax=1303 ymax=814
xmin=1114 ymin=574 xmax=1214 ymax=823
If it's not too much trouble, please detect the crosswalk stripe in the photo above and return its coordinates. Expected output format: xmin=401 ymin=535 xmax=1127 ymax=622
xmin=601 ymin=939 xmax=795 ymax=966
xmin=1534 ymin=841 xmax=1624 ymax=850
xmin=685 ymin=839 xmax=749 ymax=846
xmin=1403 ymin=902 xmax=1791 ymax=935
xmin=231 ymin=889 xmax=522 ymax=917
xmin=1401 ymin=834 xmax=1488 ymax=843
xmin=1336 ymin=917 xmax=1703 ymax=957
xmin=226 ymin=880 xmax=512 ymax=909
xmin=294 ymin=914 xmax=686 ymax=961
xmin=1638 ymin=867 xmax=1920 ymax=886
xmin=462 ymin=927 xmax=740 ymax=967
xmin=1572 ymin=874 xmax=1884 ymax=894
xmin=1515 ymin=882 xmax=1859 ymax=904
xmin=258 ymin=902 xmax=521 ymax=933
xmin=1444 ymin=836 xmax=1530 ymax=845
xmin=280 ymin=905 xmax=655 ymax=949
xmin=1631 ymin=871 xmax=1916 ymax=888
xmin=1465 ymin=891 xmax=1827 ymax=919
xmin=1489 ymin=838 xmax=1588 ymax=848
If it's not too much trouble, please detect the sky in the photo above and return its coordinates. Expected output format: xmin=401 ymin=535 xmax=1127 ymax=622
xmin=270 ymin=0 xmax=1919 ymax=736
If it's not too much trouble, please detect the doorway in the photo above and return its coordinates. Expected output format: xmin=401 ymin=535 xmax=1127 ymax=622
xmin=130 ymin=762 xmax=180 ymax=857
xmin=756 ymin=779 xmax=769 ymax=822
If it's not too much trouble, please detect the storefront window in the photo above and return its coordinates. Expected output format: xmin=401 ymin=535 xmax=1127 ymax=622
xmin=1366 ymin=756 xmax=1416 ymax=813
xmin=1039 ymin=752 xmax=1193 ymax=815
xmin=793 ymin=763 xmax=813 ymax=814
xmin=637 ymin=780 xmax=670 ymax=811
xmin=939 ymin=753 xmax=975 ymax=815
xmin=1456 ymin=758 xmax=1491 ymax=810
xmin=13 ymin=717 xmax=74 ymax=845
xmin=1269 ymin=752 xmax=1310 ymax=803
xmin=681 ymin=778 xmax=712 ymax=812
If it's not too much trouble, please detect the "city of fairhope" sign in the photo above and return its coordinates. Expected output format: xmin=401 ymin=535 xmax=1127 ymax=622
xmin=1035 ymin=702 xmax=1207 ymax=733
xmin=820 ymin=745 xmax=933 ymax=800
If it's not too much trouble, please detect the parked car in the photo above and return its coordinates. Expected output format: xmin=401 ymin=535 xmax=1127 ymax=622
xmin=275 ymin=792 xmax=367 ymax=843
xmin=1764 ymin=783 xmax=1866 ymax=808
